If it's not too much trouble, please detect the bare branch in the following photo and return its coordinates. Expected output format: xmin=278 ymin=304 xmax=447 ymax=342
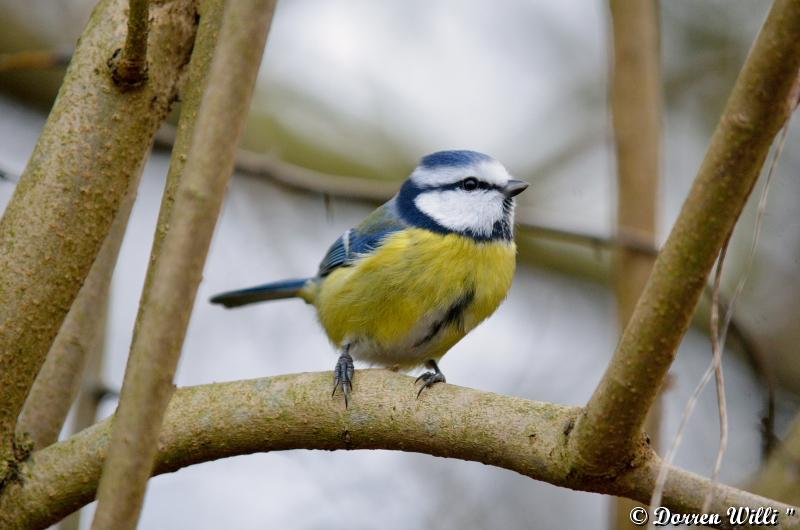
xmin=572 ymin=0 xmax=800 ymax=475
xmin=0 ymin=51 xmax=71 ymax=73
xmin=59 ymin=312 xmax=111 ymax=530
xmin=609 ymin=0 xmax=661 ymax=327
xmin=607 ymin=0 xmax=662 ymax=525
xmin=109 ymin=0 xmax=150 ymax=87
xmin=14 ymin=182 xmax=133 ymax=448
xmin=236 ymin=148 xmax=401 ymax=200
xmin=0 ymin=372 xmax=795 ymax=530
xmin=0 ymin=0 xmax=196 ymax=480
xmin=90 ymin=1 xmax=277 ymax=528
xmin=155 ymin=126 xmax=603 ymax=202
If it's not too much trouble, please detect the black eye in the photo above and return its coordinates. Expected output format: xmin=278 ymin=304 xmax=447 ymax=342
xmin=462 ymin=177 xmax=479 ymax=191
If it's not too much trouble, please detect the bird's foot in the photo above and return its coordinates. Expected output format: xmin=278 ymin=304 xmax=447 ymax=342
xmin=415 ymin=359 xmax=446 ymax=398
xmin=332 ymin=350 xmax=355 ymax=407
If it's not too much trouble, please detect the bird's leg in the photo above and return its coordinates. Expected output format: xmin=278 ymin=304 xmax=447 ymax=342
xmin=332 ymin=344 xmax=355 ymax=407
xmin=415 ymin=359 xmax=446 ymax=398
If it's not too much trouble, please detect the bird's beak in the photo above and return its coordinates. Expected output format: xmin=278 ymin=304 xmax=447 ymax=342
xmin=503 ymin=179 xmax=529 ymax=197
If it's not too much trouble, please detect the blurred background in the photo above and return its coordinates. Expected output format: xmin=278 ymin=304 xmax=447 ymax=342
xmin=1 ymin=0 xmax=798 ymax=528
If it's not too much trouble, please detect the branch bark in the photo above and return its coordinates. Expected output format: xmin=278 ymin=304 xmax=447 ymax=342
xmin=610 ymin=0 xmax=660 ymax=328
xmin=607 ymin=0 xmax=662 ymax=526
xmin=0 ymin=0 xmax=196 ymax=479
xmin=90 ymin=1 xmax=277 ymax=528
xmin=58 ymin=313 xmax=111 ymax=530
xmin=14 ymin=181 xmax=131 ymax=449
xmin=572 ymin=0 xmax=800 ymax=475
xmin=0 ymin=371 xmax=796 ymax=530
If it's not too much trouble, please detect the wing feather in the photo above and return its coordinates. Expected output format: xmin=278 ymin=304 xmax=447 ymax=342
xmin=316 ymin=200 xmax=406 ymax=277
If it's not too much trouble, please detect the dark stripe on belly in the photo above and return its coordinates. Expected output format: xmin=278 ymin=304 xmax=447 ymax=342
xmin=414 ymin=289 xmax=476 ymax=348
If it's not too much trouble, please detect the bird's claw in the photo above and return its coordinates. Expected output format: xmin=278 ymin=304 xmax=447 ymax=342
xmin=415 ymin=360 xmax=446 ymax=398
xmin=332 ymin=351 xmax=355 ymax=407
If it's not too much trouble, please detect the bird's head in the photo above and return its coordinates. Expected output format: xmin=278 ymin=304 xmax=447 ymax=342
xmin=396 ymin=150 xmax=528 ymax=241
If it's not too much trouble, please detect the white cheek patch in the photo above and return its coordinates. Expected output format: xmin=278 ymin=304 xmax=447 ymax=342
xmin=415 ymin=189 xmax=506 ymax=237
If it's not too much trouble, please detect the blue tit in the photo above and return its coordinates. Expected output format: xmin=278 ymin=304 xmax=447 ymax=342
xmin=211 ymin=150 xmax=528 ymax=405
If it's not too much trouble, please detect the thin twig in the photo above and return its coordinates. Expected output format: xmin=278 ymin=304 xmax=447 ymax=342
xmin=155 ymin=125 xmax=603 ymax=202
xmin=109 ymin=0 xmax=150 ymax=87
xmin=704 ymin=240 xmax=730 ymax=513
xmin=0 ymin=51 xmax=71 ymax=73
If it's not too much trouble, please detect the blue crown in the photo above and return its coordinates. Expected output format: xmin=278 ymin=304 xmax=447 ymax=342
xmin=419 ymin=150 xmax=492 ymax=169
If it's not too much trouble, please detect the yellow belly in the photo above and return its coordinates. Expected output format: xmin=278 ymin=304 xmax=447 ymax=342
xmin=307 ymin=228 xmax=516 ymax=369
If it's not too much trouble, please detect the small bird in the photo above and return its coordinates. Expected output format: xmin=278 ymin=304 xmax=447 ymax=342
xmin=211 ymin=150 xmax=528 ymax=405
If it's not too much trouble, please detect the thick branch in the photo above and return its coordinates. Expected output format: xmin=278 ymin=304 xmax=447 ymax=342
xmin=15 ymin=182 xmax=132 ymax=448
xmin=0 ymin=372 xmax=795 ymax=530
xmin=608 ymin=0 xmax=662 ymax=526
xmin=90 ymin=1 xmax=277 ymax=528
xmin=572 ymin=0 xmax=800 ymax=474
xmin=0 ymin=0 xmax=196 ymax=477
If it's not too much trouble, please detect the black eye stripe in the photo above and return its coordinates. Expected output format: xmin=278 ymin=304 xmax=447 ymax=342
xmin=433 ymin=179 xmax=503 ymax=192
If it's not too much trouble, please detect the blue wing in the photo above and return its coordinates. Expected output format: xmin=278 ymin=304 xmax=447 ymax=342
xmin=317 ymin=200 xmax=406 ymax=277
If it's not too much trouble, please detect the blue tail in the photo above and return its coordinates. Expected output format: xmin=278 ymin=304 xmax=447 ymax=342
xmin=210 ymin=278 xmax=310 ymax=308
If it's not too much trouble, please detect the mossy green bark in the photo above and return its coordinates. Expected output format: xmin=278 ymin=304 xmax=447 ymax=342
xmin=0 ymin=0 xmax=197 ymax=476
xmin=573 ymin=0 xmax=800 ymax=475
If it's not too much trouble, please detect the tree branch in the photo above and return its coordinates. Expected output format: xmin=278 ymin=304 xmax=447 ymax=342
xmin=109 ymin=0 xmax=150 ymax=87
xmin=14 ymin=181 xmax=132 ymax=449
xmin=59 ymin=313 xmax=112 ymax=530
xmin=0 ymin=51 xmax=71 ymax=73
xmin=90 ymin=1 xmax=277 ymax=528
xmin=608 ymin=0 xmax=662 ymax=526
xmin=610 ymin=0 xmax=661 ymax=328
xmin=572 ymin=0 xmax=800 ymax=475
xmin=0 ymin=371 xmax=795 ymax=530
xmin=0 ymin=0 xmax=196 ymax=480
xmin=154 ymin=124 xmax=604 ymax=202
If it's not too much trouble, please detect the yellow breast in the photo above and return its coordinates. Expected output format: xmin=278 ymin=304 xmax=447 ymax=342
xmin=308 ymin=228 xmax=516 ymax=368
